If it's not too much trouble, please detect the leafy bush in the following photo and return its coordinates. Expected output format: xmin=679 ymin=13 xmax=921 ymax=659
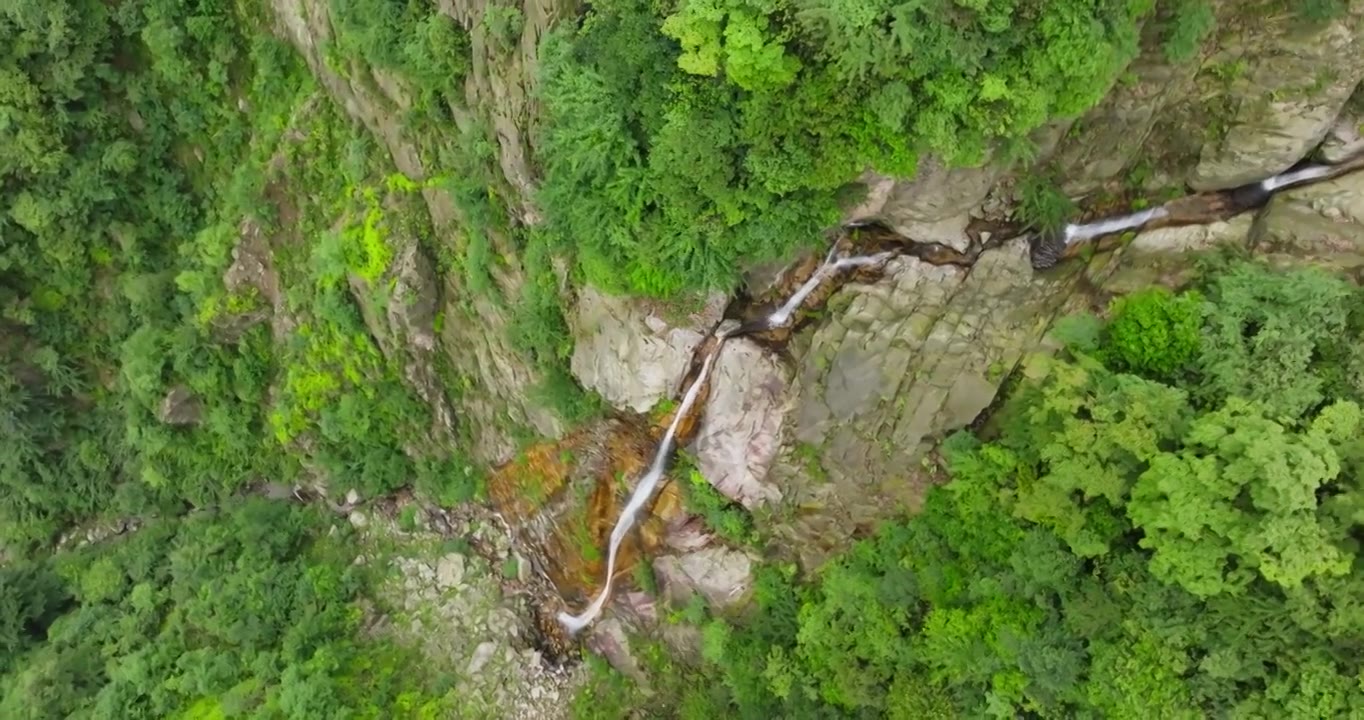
xmin=1016 ymin=174 xmax=1077 ymax=233
xmin=1194 ymin=262 xmax=1357 ymax=422
xmin=681 ymin=470 xmax=756 ymax=545
xmin=1101 ymin=286 xmax=1204 ymax=380
xmin=1161 ymin=0 xmax=1215 ymax=62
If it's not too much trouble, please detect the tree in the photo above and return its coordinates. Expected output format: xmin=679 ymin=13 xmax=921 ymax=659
xmin=1128 ymin=399 xmax=1357 ymax=597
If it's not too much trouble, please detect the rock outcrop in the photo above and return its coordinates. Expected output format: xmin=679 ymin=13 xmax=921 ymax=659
xmin=157 ymin=385 xmax=203 ymax=427
xmin=690 ymin=337 xmax=788 ymax=509
xmin=653 ymin=546 xmax=756 ymax=612
xmin=1252 ymin=170 xmax=1364 ymax=271
xmin=569 ymin=287 xmax=727 ymax=413
xmin=363 ymin=510 xmax=584 ymax=720
xmin=1049 ymin=21 xmax=1203 ymax=194
xmin=770 ymin=244 xmax=1080 ymax=568
xmin=436 ymin=0 xmax=577 ymax=225
xmin=845 ymin=156 xmax=1003 ymax=236
xmin=1097 ymin=215 xmax=1256 ymax=294
xmin=1190 ymin=8 xmax=1364 ymax=190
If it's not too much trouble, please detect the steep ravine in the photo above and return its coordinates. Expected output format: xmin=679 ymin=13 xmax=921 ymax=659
xmin=488 ymin=149 xmax=1364 ymax=661
xmin=243 ymin=0 xmax=1364 ymax=701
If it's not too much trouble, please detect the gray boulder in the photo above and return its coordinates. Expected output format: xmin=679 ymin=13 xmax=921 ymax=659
xmin=569 ymin=286 xmax=727 ymax=413
xmin=690 ymin=337 xmax=788 ymax=509
xmin=1190 ymin=13 xmax=1364 ymax=190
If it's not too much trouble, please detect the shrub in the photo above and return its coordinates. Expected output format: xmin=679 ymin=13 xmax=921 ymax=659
xmin=1101 ymin=287 xmax=1204 ymax=380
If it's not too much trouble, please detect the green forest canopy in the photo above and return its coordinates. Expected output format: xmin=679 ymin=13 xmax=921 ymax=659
xmin=536 ymin=0 xmax=1167 ymax=295
xmin=1 ymin=501 xmax=452 ymax=718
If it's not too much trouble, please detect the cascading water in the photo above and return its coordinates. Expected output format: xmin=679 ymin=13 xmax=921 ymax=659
xmin=556 ymin=251 xmax=895 ymax=633
xmin=502 ymin=149 xmax=1364 ymax=642
xmin=1261 ymin=164 xmax=1334 ymax=192
xmin=1063 ymin=207 xmax=1170 ymax=245
xmin=556 ymin=331 xmax=725 ymax=633
xmin=1030 ymin=152 xmax=1364 ymax=269
xmin=766 ymin=246 xmax=841 ymax=328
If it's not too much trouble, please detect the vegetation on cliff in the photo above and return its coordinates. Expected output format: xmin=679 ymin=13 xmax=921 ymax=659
xmin=2 ymin=1 xmax=468 ymax=712
xmin=578 ymin=260 xmax=1364 ymax=718
xmin=0 ymin=0 xmax=478 ymax=553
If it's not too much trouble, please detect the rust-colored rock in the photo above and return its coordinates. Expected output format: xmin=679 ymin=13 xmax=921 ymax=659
xmin=486 ymin=413 xmax=697 ymax=641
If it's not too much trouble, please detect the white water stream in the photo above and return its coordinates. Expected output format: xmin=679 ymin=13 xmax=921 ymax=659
xmin=1261 ymin=164 xmax=1333 ymax=192
xmin=1063 ymin=207 xmax=1170 ymax=245
xmin=558 ymin=251 xmax=894 ymax=633
xmin=557 ymin=335 xmax=724 ymax=633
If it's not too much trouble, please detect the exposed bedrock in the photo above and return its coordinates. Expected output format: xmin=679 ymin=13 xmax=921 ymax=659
xmin=690 ymin=337 xmax=789 ymax=510
xmin=1252 ymin=169 xmax=1364 ymax=271
xmin=1189 ymin=7 xmax=1364 ymax=190
xmin=569 ymin=287 xmax=728 ymax=413
xmin=767 ymin=243 xmax=1081 ymax=569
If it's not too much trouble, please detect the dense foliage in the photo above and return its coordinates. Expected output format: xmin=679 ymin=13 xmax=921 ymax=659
xmin=0 ymin=500 xmax=450 ymax=718
xmin=536 ymin=0 xmax=1163 ymax=294
xmin=0 ymin=0 xmax=476 ymax=552
xmin=7 ymin=0 xmax=1361 ymax=715
xmin=576 ymin=261 xmax=1364 ymax=718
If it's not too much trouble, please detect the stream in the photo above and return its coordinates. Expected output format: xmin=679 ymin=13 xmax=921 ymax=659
xmin=494 ymin=151 xmax=1364 ymax=637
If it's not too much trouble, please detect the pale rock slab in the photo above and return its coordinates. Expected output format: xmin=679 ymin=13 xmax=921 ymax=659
xmin=569 ymin=286 xmax=727 ymax=413
xmin=690 ymin=337 xmax=788 ymax=509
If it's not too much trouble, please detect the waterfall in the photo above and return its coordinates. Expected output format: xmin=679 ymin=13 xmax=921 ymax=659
xmin=766 ymin=245 xmax=840 ymax=327
xmin=767 ymin=251 xmax=894 ymax=328
xmin=1261 ymin=164 xmax=1334 ymax=192
xmin=557 ymin=250 xmax=892 ymax=633
xmin=557 ymin=334 xmax=725 ymax=633
xmin=1064 ymin=207 xmax=1170 ymax=245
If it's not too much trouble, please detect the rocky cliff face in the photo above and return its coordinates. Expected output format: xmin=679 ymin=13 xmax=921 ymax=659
xmin=269 ymin=0 xmax=568 ymax=463
xmin=256 ymin=0 xmax=1364 ymax=679
xmin=561 ymin=3 xmax=1364 ymax=569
